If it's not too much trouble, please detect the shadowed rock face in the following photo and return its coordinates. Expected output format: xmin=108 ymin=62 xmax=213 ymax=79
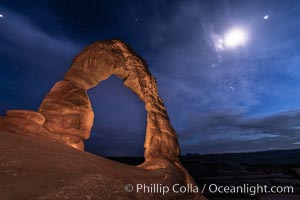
xmin=0 ymin=40 xmax=206 ymax=200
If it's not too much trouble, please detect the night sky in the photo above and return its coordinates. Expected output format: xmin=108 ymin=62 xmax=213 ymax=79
xmin=1 ymin=0 xmax=300 ymax=156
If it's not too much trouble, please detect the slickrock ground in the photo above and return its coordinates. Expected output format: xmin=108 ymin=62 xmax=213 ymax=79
xmin=0 ymin=131 xmax=204 ymax=200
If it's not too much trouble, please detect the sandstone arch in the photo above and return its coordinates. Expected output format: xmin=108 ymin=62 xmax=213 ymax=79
xmin=38 ymin=40 xmax=180 ymax=162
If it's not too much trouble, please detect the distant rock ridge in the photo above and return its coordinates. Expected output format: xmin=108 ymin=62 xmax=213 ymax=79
xmin=0 ymin=40 xmax=206 ymax=200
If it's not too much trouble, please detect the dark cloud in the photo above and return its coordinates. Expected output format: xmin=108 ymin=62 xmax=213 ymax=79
xmin=179 ymin=110 xmax=300 ymax=154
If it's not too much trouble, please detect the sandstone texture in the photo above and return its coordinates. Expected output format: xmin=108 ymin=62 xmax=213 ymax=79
xmin=0 ymin=40 xmax=206 ymax=200
xmin=0 ymin=131 xmax=205 ymax=200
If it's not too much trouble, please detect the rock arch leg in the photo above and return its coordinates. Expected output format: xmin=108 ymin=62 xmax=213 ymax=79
xmin=38 ymin=40 xmax=180 ymax=162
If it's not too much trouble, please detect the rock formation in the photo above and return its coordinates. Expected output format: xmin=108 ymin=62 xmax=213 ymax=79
xmin=0 ymin=40 xmax=206 ymax=200
xmin=38 ymin=40 xmax=180 ymax=162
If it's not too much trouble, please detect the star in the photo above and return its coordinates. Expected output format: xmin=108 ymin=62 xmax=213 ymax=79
xmin=263 ymin=15 xmax=269 ymax=20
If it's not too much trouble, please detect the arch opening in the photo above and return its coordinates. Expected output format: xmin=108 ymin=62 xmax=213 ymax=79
xmin=85 ymin=76 xmax=147 ymax=159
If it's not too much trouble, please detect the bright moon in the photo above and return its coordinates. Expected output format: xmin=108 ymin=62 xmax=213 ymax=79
xmin=224 ymin=28 xmax=247 ymax=48
xmin=0 ymin=14 xmax=3 ymax=18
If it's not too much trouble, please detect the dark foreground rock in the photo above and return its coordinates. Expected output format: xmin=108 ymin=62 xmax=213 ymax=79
xmin=0 ymin=131 xmax=205 ymax=200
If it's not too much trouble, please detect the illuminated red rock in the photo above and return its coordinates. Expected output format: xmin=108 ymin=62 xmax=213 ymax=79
xmin=0 ymin=110 xmax=49 ymax=136
xmin=39 ymin=40 xmax=180 ymax=163
xmin=39 ymin=80 xmax=94 ymax=143
xmin=6 ymin=110 xmax=45 ymax=125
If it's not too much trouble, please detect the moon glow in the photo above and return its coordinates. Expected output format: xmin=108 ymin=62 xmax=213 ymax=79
xmin=224 ymin=28 xmax=247 ymax=48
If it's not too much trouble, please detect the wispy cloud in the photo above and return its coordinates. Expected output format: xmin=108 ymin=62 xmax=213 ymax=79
xmin=293 ymin=142 xmax=300 ymax=145
xmin=0 ymin=6 xmax=81 ymax=110
xmin=0 ymin=7 xmax=80 ymax=73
